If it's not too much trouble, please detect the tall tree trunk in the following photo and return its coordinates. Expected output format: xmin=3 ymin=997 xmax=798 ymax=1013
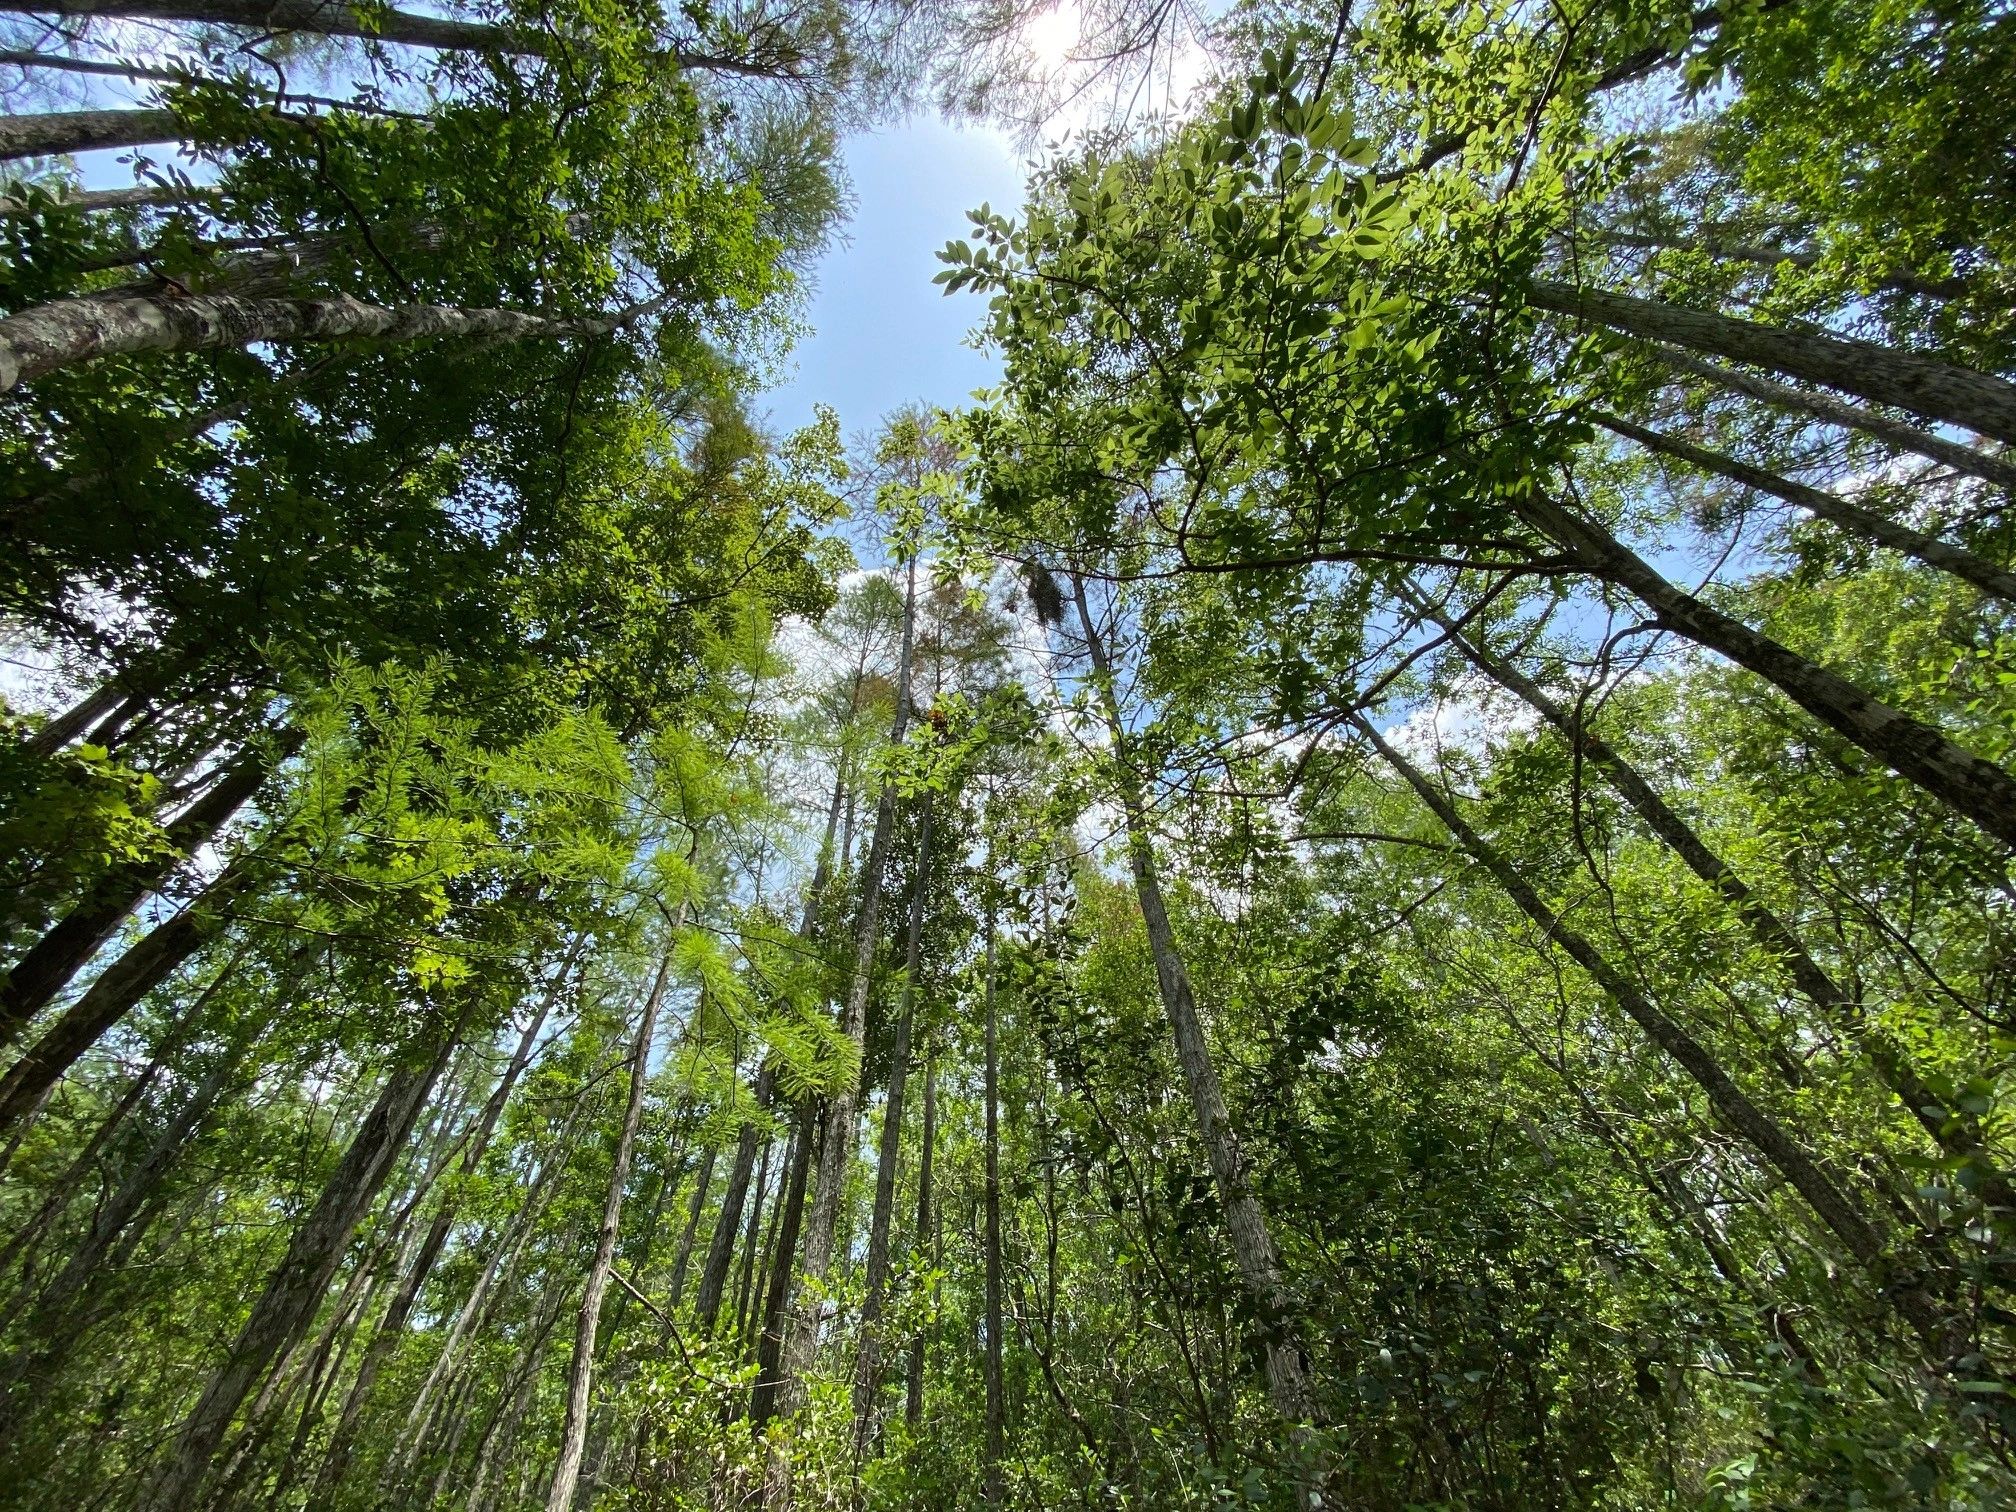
xmin=694 ymin=1069 xmax=774 ymax=1335
xmin=732 ymin=1135 xmax=775 ymax=1345
xmin=135 ymin=1032 xmax=456 ymax=1511
xmin=851 ymin=803 xmax=934 ymax=1449
xmin=1588 ymin=227 xmax=1966 ymax=301
xmin=544 ymin=949 xmax=677 ymax=1512
xmin=0 ymin=0 xmax=537 ymax=51
xmin=311 ymin=949 xmax=576 ymax=1496
xmin=1595 ymin=412 xmax=2016 ymax=603
xmin=1520 ymin=495 xmax=2016 ymax=849
xmin=0 ymin=852 xmax=254 ymax=1133
xmin=1069 ymin=572 xmax=1316 ymax=1424
xmin=0 ymin=107 xmax=180 ymax=162
xmin=1655 ymin=349 xmax=2016 ymax=490
xmin=1528 ymin=279 xmax=2016 ymax=443
xmin=24 ymin=680 xmax=123 ymax=758
xmin=667 ymin=1145 xmax=715 ymax=1309
xmin=1352 ymin=714 xmax=1972 ymax=1367
xmin=749 ymin=1108 xmax=813 ymax=1429
xmin=775 ymin=559 xmax=920 ymax=1412
xmin=0 ymin=730 xmax=289 ymax=1044
xmin=0 ymin=287 xmax=666 ymax=392
xmin=1419 ymin=592 xmax=2015 ymax=1203
xmin=904 ymin=1044 xmax=936 ymax=1428
xmin=981 ymin=900 xmax=1006 ymax=1503
xmin=0 ymin=183 xmax=202 ymax=217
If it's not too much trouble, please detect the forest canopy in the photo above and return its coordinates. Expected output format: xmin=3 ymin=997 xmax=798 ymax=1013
xmin=2 ymin=0 xmax=2015 ymax=1507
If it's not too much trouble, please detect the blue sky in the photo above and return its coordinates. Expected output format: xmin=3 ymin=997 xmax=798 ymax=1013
xmin=759 ymin=118 xmax=1031 ymax=445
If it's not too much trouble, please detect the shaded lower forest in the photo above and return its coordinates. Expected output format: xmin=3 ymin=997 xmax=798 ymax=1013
xmin=5 ymin=0 xmax=2016 ymax=1507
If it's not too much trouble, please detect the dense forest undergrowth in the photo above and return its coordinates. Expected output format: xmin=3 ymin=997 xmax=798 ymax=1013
xmin=3 ymin=0 xmax=2016 ymax=1505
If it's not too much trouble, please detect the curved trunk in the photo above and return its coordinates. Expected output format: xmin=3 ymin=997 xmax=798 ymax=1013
xmin=544 ymin=949 xmax=676 ymax=1512
xmin=1529 ymin=279 xmax=2016 ymax=444
xmin=1520 ymin=496 xmax=2016 ymax=849
xmin=1596 ymin=412 xmax=2016 ymax=604
xmin=0 ymin=107 xmax=180 ymax=162
xmin=1070 ymin=572 xmax=1316 ymax=1424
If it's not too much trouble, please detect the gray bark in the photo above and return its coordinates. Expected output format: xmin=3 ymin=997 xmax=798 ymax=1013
xmin=0 ymin=182 xmax=202 ymax=216
xmin=1659 ymin=348 xmax=2016 ymax=491
xmin=544 ymin=949 xmax=676 ymax=1512
xmin=135 ymin=1035 xmax=454 ymax=1510
xmin=1591 ymin=228 xmax=1967 ymax=301
xmin=1522 ymin=495 xmax=2016 ymax=850
xmin=1596 ymin=412 xmax=2016 ymax=603
xmin=1070 ymin=572 xmax=1315 ymax=1424
xmin=904 ymin=1045 xmax=935 ymax=1427
xmin=691 ymin=1066 xmax=774 ymax=1334
xmin=0 ymin=106 xmax=179 ymax=162
xmin=0 ymin=286 xmax=659 ymax=392
xmin=981 ymin=901 xmax=1005 ymax=1502
xmin=1529 ymin=278 xmax=2016 ymax=444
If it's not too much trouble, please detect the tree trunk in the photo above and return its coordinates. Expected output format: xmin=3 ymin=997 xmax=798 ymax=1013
xmin=1521 ymin=495 xmax=2016 ymax=849
xmin=732 ymin=1135 xmax=775 ymax=1345
xmin=0 ymin=107 xmax=181 ymax=162
xmin=904 ymin=1045 xmax=936 ymax=1428
xmin=0 ymin=730 xmax=289 ymax=1047
xmin=1590 ymin=228 xmax=1966 ymax=301
xmin=776 ymin=558 xmax=920 ymax=1413
xmin=667 ymin=1145 xmax=715 ymax=1309
xmin=1421 ymin=595 xmax=2016 ymax=1205
xmin=0 ymin=183 xmax=204 ymax=217
xmin=1528 ymin=279 xmax=2016 ymax=443
xmin=1596 ymin=412 xmax=2016 ymax=603
xmin=750 ymin=1108 xmax=813 ymax=1428
xmin=23 ymin=680 xmax=123 ymax=758
xmin=1655 ymin=348 xmax=2016 ymax=490
xmin=0 ymin=286 xmax=664 ymax=392
xmin=544 ymin=949 xmax=676 ymax=1512
xmin=851 ymin=802 xmax=933 ymax=1449
xmin=1353 ymin=714 xmax=1970 ymax=1365
xmin=0 ymin=0 xmax=536 ymax=52
xmin=1069 ymin=572 xmax=1316 ymax=1424
xmin=981 ymin=900 xmax=1006 ymax=1503
xmin=0 ymin=852 xmax=253 ymax=1133
xmin=135 ymin=1032 xmax=455 ymax=1511
xmin=694 ymin=1067 xmax=775 ymax=1334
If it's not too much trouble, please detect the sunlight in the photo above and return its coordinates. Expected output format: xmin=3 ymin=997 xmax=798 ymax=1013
xmin=1022 ymin=1 xmax=1082 ymax=72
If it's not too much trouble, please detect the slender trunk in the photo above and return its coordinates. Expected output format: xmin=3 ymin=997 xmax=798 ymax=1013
xmin=732 ymin=1135 xmax=775 ymax=1345
xmin=776 ymin=560 xmax=920 ymax=1412
xmin=24 ymin=681 xmax=122 ymax=758
xmin=0 ymin=852 xmax=254 ymax=1133
xmin=312 ymin=953 xmax=574 ymax=1495
xmin=135 ymin=1033 xmax=456 ymax=1511
xmin=1422 ymin=595 xmax=2016 ymax=1203
xmin=667 ymin=1145 xmax=715 ymax=1308
xmin=1353 ymin=714 xmax=1969 ymax=1364
xmin=0 ymin=0 xmax=537 ymax=52
xmin=749 ymin=1108 xmax=814 ymax=1428
xmin=544 ymin=950 xmax=676 ymax=1512
xmin=0 ymin=107 xmax=181 ymax=162
xmin=1528 ymin=279 xmax=2016 ymax=444
xmin=981 ymin=902 xmax=1006 ymax=1503
xmin=1521 ymin=495 xmax=2016 ymax=849
xmin=0 ymin=183 xmax=205 ymax=217
xmin=694 ymin=1068 xmax=776 ymax=1334
xmin=1069 ymin=572 xmax=1315 ymax=1423
xmin=851 ymin=803 xmax=934 ymax=1448
xmin=1656 ymin=348 xmax=2016 ymax=491
xmin=0 ymin=731 xmax=289 ymax=1045
xmin=0 ymin=288 xmax=665 ymax=393
xmin=1596 ymin=412 xmax=2016 ymax=603
xmin=1590 ymin=228 xmax=1966 ymax=301
xmin=903 ymin=1045 xmax=936 ymax=1428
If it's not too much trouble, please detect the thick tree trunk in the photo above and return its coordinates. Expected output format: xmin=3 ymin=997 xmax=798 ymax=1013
xmin=0 ymin=852 xmax=252 ymax=1133
xmin=1354 ymin=714 xmax=1969 ymax=1364
xmin=851 ymin=803 xmax=934 ymax=1449
xmin=0 ymin=287 xmax=663 ymax=392
xmin=1655 ymin=348 xmax=2016 ymax=490
xmin=135 ymin=1034 xmax=455 ymax=1510
xmin=904 ymin=1046 xmax=936 ymax=1428
xmin=1521 ymin=496 xmax=2016 ymax=849
xmin=23 ymin=680 xmax=122 ymax=758
xmin=1423 ymin=597 xmax=2016 ymax=1204
xmin=1596 ymin=412 xmax=2016 ymax=603
xmin=0 ymin=107 xmax=180 ymax=162
xmin=776 ymin=559 xmax=920 ymax=1413
xmin=981 ymin=904 xmax=1006 ymax=1502
xmin=544 ymin=949 xmax=676 ymax=1512
xmin=0 ymin=731 xmax=289 ymax=1047
xmin=1069 ymin=572 xmax=1316 ymax=1424
xmin=1528 ymin=279 xmax=2016 ymax=444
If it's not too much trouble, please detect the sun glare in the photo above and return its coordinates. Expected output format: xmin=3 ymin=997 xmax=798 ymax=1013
xmin=1023 ymin=2 xmax=1082 ymax=72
